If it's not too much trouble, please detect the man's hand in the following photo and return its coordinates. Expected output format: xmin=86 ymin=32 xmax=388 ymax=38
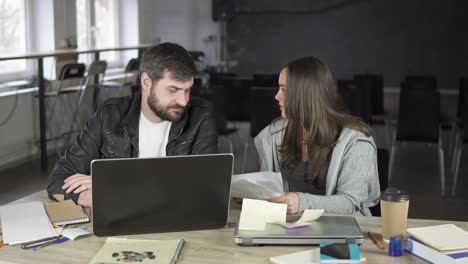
xmin=52 ymin=194 xmax=64 ymax=201
xmin=77 ymin=189 xmax=92 ymax=207
xmin=62 ymin=174 xmax=92 ymax=194
xmin=269 ymin=192 xmax=300 ymax=214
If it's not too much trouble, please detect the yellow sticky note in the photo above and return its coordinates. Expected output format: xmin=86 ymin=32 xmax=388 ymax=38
xmin=54 ymin=226 xmax=64 ymax=235
xmin=296 ymin=209 xmax=324 ymax=223
xmin=238 ymin=198 xmax=267 ymax=231
xmin=265 ymin=202 xmax=287 ymax=224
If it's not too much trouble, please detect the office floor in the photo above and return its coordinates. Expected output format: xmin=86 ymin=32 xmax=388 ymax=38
xmin=1 ymin=122 xmax=467 ymax=221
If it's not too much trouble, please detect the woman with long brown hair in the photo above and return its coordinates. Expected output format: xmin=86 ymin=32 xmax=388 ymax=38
xmin=255 ymin=56 xmax=380 ymax=215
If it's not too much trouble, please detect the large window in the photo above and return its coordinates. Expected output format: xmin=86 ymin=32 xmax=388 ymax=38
xmin=0 ymin=0 xmax=28 ymax=75
xmin=76 ymin=0 xmax=119 ymax=65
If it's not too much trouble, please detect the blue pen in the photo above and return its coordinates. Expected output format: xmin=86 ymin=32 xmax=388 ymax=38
xmin=29 ymin=237 xmax=69 ymax=250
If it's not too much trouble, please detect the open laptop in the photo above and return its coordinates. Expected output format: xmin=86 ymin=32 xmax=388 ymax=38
xmin=91 ymin=153 xmax=233 ymax=237
xmin=234 ymin=214 xmax=364 ymax=245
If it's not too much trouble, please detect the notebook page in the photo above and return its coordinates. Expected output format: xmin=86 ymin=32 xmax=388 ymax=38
xmin=0 ymin=201 xmax=58 ymax=245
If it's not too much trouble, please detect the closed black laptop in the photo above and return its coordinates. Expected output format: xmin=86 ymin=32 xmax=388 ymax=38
xmin=91 ymin=154 xmax=233 ymax=236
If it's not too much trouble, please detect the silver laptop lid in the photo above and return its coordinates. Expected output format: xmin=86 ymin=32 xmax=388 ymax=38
xmin=92 ymin=154 xmax=234 ymax=237
xmin=234 ymin=215 xmax=364 ymax=245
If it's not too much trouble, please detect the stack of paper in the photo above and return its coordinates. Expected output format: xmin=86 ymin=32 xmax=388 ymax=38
xmin=238 ymin=199 xmax=287 ymax=230
xmin=0 ymin=201 xmax=58 ymax=245
xmin=231 ymin=172 xmax=285 ymax=199
xmin=238 ymin=198 xmax=324 ymax=231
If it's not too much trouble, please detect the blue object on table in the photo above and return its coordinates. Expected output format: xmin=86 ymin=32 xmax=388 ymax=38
xmin=389 ymin=236 xmax=404 ymax=257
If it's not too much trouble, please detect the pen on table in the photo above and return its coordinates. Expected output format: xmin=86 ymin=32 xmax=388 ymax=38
xmin=368 ymin=232 xmax=384 ymax=250
xmin=31 ymin=237 xmax=69 ymax=251
xmin=21 ymin=236 xmax=61 ymax=249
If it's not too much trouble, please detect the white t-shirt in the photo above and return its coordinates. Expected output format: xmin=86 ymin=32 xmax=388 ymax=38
xmin=138 ymin=112 xmax=172 ymax=158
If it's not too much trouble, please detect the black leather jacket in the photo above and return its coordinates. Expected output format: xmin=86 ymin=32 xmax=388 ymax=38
xmin=47 ymin=93 xmax=218 ymax=202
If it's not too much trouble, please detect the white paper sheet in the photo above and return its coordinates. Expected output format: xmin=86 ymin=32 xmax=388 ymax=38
xmin=238 ymin=199 xmax=268 ymax=230
xmin=238 ymin=199 xmax=324 ymax=231
xmin=231 ymin=172 xmax=285 ymax=199
xmin=296 ymin=209 xmax=324 ymax=223
xmin=0 ymin=201 xmax=58 ymax=245
xmin=265 ymin=202 xmax=287 ymax=224
xmin=270 ymin=249 xmax=320 ymax=264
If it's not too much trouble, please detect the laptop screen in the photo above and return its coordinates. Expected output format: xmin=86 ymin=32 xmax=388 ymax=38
xmin=92 ymin=154 xmax=233 ymax=236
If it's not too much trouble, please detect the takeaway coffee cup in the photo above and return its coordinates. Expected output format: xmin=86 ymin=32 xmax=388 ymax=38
xmin=380 ymin=187 xmax=410 ymax=241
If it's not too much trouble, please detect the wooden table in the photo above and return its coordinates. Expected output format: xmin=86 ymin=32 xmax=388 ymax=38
xmin=1 ymin=191 xmax=467 ymax=263
xmin=0 ymin=44 xmax=153 ymax=171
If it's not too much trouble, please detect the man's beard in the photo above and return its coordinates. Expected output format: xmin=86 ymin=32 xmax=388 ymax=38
xmin=147 ymin=90 xmax=186 ymax=122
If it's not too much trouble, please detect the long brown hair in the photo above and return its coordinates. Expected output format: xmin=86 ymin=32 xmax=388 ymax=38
xmin=280 ymin=56 xmax=371 ymax=182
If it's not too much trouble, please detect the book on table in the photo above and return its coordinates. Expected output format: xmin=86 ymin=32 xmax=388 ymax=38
xmin=406 ymin=237 xmax=468 ymax=264
xmin=406 ymin=224 xmax=468 ymax=264
xmin=406 ymin=224 xmax=468 ymax=252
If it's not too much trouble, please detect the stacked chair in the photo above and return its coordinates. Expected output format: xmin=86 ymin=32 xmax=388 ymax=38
xmin=389 ymin=76 xmax=444 ymax=195
xmin=46 ymin=63 xmax=86 ymax=157
xmin=450 ymin=77 xmax=468 ymax=196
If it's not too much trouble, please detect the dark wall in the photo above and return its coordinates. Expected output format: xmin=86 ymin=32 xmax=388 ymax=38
xmin=227 ymin=0 xmax=468 ymax=89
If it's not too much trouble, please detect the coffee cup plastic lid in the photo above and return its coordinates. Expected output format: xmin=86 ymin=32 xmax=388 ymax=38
xmin=380 ymin=187 xmax=410 ymax=202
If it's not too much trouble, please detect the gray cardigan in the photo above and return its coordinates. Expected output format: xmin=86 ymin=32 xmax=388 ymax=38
xmin=254 ymin=119 xmax=380 ymax=216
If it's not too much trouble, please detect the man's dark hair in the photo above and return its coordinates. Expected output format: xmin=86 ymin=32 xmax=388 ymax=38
xmin=139 ymin=42 xmax=196 ymax=83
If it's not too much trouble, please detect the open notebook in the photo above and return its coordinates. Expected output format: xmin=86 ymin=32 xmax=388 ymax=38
xmin=44 ymin=200 xmax=89 ymax=226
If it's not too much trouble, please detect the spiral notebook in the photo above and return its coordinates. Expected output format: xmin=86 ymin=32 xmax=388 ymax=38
xmin=44 ymin=200 xmax=89 ymax=225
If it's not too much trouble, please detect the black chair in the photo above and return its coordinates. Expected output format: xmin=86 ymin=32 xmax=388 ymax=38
xmin=190 ymin=78 xmax=208 ymax=98
xmin=353 ymin=74 xmax=392 ymax=147
xmin=369 ymin=148 xmax=389 ymax=217
xmin=208 ymin=84 xmax=236 ymax=136
xmin=249 ymin=87 xmax=280 ymax=137
xmin=210 ymin=72 xmax=236 ymax=86
xmin=62 ymin=60 xmax=107 ymax=156
xmin=241 ymin=137 xmax=261 ymax=173
xmin=46 ymin=63 xmax=86 ymax=157
xmin=189 ymin=51 xmax=206 ymax=72
xmin=253 ymin=73 xmax=279 ymax=87
xmin=76 ymin=60 xmax=107 ymax=119
xmin=221 ymin=78 xmax=252 ymax=122
xmin=451 ymin=77 xmax=468 ymax=196
xmin=353 ymin=74 xmax=385 ymax=116
xmin=402 ymin=75 xmax=437 ymax=91
xmin=337 ymin=80 xmax=372 ymax=124
xmin=389 ymin=89 xmax=445 ymax=195
xmin=101 ymin=58 xmax=140 ymax=100
xmin=218 ymin=135 xmax=233 ymax=154
xmin=450 ymin=77 xmax=468 ymax=156
xmin=103 ymin=58 xmax=140 ymax=87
